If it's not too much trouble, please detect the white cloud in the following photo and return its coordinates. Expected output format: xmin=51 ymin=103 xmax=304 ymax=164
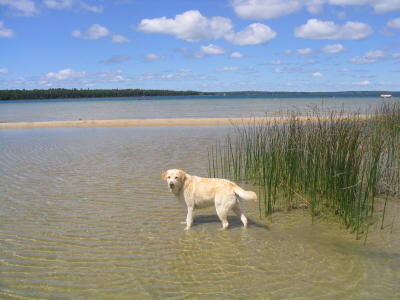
xmin=96 ymin=70 xmax=130 ymax=82
xmin=351 ymin=49 xmax=387 ymax=64
xmin=0 ymin=0 xmax=38 ymax=16
xmin=144 ymin=53 xmax=161 ymax=61
xmin=294 ymin=19 xmax=373 ymax=40
xmin=137 ymin=10 xmax=275 ymax=45
xmin=137 ymin=10 xmax=233 ymax=42
xmin=111 ymin=34 xmax=131 ymax=44
xmin=0 ymin=21 xmax=14 ymax=38
xmin=72 ymin=24 xmax=109 ymax=40
xmin=297 ymin=48 xmax=312 ymax=54
xmin=312 ymin=72 xmax=323 ymax=77
xmin=72 ymin=24 xmax=130 ymax=43
xmin=44 ymin=0 xmax=74 ymax=9
xmin=265 ymin=60 xmax=284 ymax=65
xmin=46 ymin=69 xmax=86 ymax=80
xmin=322 ymin=43 xmax=344 ymax=53
xmin=365 ymin=50 xmax=386 ymax=59
xmin=231 ymin=51 xmax=244 ymax=58
xmin=231 ymin=0 xmax=304 ymax=20
xmin=225 ymin=23 xmax=276 ymax=45
xmin=387 ymin=18 xmax=400 ymax=29
xmin=231 ymin=0 xmax=400 ymax=20
xmin=80 ymin=2 xmax=103 ymax=13
xmin=0 ymin=67 xmax=9 ymax=74
xmin=350 ymin=57 xmax=376 ymax=64
xmin=44 ymin=0 xmax=103 ymax=12
xmin=201 ymin=44 xmax=225 ymax=55
xmin=329 ymin=0 xmax=400 ymax=13
xmin=216 ymin=67 xmax=240 ymax=72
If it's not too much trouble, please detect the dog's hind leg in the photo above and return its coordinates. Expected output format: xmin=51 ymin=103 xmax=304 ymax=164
xmin=233 ymin=202 xmax=248 ymax=228
xmin=215 ymin=204 xmax=229 ymax=230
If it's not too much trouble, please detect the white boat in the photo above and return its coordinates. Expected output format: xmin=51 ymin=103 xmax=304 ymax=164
xmin=380 ymin=94 xmax=392 ymax=98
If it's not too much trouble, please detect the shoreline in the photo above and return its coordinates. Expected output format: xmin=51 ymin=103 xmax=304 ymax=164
xmin=0 ymin=115 xmax=369 ymax=130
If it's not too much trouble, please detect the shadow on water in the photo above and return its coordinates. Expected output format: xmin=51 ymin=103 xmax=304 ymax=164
xmin=191 ymin=214 xmax=270 ymax=230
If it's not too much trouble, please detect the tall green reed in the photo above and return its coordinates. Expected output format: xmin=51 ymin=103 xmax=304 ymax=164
xmin=208 ymin=101 xmax=400 ymax=239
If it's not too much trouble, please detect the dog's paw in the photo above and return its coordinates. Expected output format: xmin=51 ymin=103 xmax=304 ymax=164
xmin=184 ymin=226 xmax=191 ymax=230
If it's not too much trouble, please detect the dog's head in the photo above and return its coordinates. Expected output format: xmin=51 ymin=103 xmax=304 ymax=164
xmin=161 ymin=169 xmax=187 ymax=193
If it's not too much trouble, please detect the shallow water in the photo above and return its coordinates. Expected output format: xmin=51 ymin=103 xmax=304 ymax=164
xmin=0 ymin=127 xmax=399 ymax=299
xmin=0 ymin=96 xmax=386 ymax=122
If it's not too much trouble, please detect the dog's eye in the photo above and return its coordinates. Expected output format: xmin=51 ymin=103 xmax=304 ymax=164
xmin=167 ymin=176 xmax=170 ymax=179
xmin=175 ymin=176 xmax=178 ymax=180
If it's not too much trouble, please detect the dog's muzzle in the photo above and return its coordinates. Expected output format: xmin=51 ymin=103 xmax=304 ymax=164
xmin=169 ymin=183 xmax=175 ymax=189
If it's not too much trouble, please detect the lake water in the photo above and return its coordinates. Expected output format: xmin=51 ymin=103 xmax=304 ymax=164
xmin=0 ymin=95 xmax=387 ymax=122
xmin=1 ymin=96 xmax=399 ymax=299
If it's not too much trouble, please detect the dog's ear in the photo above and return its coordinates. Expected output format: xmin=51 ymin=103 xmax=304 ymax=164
xmin=178 ymin=170 xmax=187 ymax=181
xmin=161 ymin=171 xmax=168 ymax=181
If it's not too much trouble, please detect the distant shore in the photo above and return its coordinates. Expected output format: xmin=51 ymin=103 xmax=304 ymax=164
xmin=1 ymin=88 xmax=398 ymax=101
xmin=0 ymin=115 xmax=370 ymax=130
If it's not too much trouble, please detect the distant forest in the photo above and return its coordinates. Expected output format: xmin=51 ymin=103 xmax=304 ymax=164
xmin=0 ymin=88 xmax=207 ymax=100
xmin=0 ymin=88 xmax=398 ymax=101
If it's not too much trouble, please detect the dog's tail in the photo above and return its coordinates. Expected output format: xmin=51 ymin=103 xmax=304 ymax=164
xmin=234 ymin=186 xmax=258 ymax=202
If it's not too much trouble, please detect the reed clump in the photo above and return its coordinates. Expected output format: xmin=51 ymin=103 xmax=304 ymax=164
xmin=208 ymin=101 xmax=400 ymax=239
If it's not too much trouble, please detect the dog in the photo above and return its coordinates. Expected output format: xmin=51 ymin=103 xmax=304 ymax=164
xmin=161 ymin=169 xmax=257 ymax=230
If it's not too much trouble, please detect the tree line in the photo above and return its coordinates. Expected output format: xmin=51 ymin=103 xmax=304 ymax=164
xmin=0 ymin=88 xmax=207 ymax=100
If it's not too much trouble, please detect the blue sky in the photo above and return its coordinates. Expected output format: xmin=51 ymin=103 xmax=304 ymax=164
xmin=0 ymin=0 xmax=399 ymax=92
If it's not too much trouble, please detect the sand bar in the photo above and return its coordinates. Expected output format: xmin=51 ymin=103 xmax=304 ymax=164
xmin=0 ymin=115 xmax=369 ymax=130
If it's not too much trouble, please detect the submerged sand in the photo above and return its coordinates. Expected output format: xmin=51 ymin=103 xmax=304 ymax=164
xmin=0 ymin=115 xmax=369 ymax=130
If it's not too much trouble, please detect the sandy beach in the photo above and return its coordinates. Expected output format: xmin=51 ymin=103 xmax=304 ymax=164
xmin=0 ymin=115 xmax=370 ymax=130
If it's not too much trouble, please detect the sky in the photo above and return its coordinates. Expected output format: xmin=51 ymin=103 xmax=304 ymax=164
xmin=0 ymin=0 xmax=400 ymax=92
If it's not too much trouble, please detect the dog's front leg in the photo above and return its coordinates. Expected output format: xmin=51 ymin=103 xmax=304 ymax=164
xmin=184 ymin=206 xmax=194 ymax=230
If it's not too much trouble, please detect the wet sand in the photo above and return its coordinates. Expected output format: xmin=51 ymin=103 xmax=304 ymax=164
xmin=0 ymin=115 xmax=369 ymax=129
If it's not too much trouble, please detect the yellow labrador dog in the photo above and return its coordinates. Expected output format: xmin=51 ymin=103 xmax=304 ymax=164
xmin=161 ymin=169 xmax=257 ymax=230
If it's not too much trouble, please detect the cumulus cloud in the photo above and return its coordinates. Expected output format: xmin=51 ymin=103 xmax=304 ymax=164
xmin=329 ymin=0 xmax=400 ymax=14
xmin=387 ymin=18 xmax=400 ymax=29
xmin=201 ymin=44 xmax=225 ymax=55
xmin=80 ymin=2 xmax=103 ymax=13
xmin=232 ymin=0 xmax=307 ymax=20
xmin=231 ymin=52 xmax=244 ymax=58
xmin=111 ymin=34 xmax=131 ymax=44
xmin=44 ymin=0 xmax=103 ymax=12
xmin=0 ymin=21 xmax=14 ymax=38
xmin=46 ymin=69 xmax=86 ymax=80
xmin=297 ymin=48 xmax=312 ymax=55
xmin=44 ymin=0 xmax=74 ymax=9
xmin=351 ymin=49 xmax=387 ymax=64
xmin=144 ymin=53 xmax=162 ymax=61
xmin=225 ymin=23 xmax=276 ymax=45
xmin=137 ymin=10 xmax=233 ymax=42
xmin=96 ymin=70 xmax=130 ymax=83
xmin=294 ymin=19 xmax=373 ymax=40
xmin=312 ymin=71 xmax=323 ymax=77
xmin=0 ymin=67 xmax=9 ymax=74
xmin=322 ymin=43 xmax=344 ymax=53
xmin=137 ymin=10 xmax=276 ymax=45
xmin=72 ymin=24 xmax=130 ymax=43
xmin=72 ymin=24 xmax=109 ymax=40
xmin=0 ymin=0 xmax=38 ymax=16
xmin=231 ymin=0 xmax=400 ymax=20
